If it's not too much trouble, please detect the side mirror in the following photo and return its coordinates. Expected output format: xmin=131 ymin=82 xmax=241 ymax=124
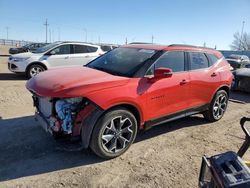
xmin=49 ymin=50 xmax=56 ymax=55
xmin=154 ymin=67 xmax=173 ymax=79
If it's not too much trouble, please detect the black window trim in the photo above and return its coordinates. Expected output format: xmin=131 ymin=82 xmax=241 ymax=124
xmin=143 ymin=50 xmax=188 ymax=77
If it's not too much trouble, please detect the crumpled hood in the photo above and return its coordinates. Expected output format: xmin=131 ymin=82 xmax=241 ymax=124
xmin=26 ymin=66 xmax=130 ymax=97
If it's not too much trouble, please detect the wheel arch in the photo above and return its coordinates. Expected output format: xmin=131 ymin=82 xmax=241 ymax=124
xmin=104 ymin=103 xmax=142 ymax=129
xmin=209 ymin=85 xmax=230 ymax=103
xmin=216 ymin=85 xmax=230 ymax=96
xmin=81 ymin=102 xmax=143 ymax=149
xmin=25 ymin=62 xmax=48 ymax=73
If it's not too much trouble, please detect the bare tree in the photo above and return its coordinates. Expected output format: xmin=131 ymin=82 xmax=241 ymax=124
xmin=230 ymin=32 xmax=250 ymax=50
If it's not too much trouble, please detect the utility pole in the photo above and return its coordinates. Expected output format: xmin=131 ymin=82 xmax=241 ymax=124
xmin=239 ymin=21 xmax=245 ymax=50
xmin=44 ymin=19 xmax=49 ymax=43
xmin=151 ymin=35 xmax=154 ymax=44
xmin=6 ymin=26 xmax=9 ymax=40
xmin=49 ymin=29 xmax=51 ymax=43
xmin=83 ymin=28 xmax=87 ymax=42
xmin=203 ymin=42 xmax=206 ymax=47
xmin=125 ymin=37 xmax=128 ymax=44
xmin=57 ymin=27 xmax=60 ymax=41
xmin=98 ymin=36 xmax=100 ymax=44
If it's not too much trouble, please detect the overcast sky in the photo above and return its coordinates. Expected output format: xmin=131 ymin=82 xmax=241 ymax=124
xmin=0 ymin=0 xmax=249 ymax=49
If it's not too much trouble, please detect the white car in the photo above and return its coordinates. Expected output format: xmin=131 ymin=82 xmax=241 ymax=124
xmin=8 ymin=41 xmax=103 ymax=78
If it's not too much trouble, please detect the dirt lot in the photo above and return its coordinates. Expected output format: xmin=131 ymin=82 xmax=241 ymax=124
xmin=0 ymin=56 xmax=249 ymax=188
xmin=0 ymin=45 xmax=14 ymax=56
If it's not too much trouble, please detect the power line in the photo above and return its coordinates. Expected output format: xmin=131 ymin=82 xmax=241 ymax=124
xmin=44 ymin=19 xmax=49 ymax=43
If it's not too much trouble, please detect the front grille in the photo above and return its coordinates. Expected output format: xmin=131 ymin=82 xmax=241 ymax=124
xmin=38 ymin=97 xmax=52 ymax=118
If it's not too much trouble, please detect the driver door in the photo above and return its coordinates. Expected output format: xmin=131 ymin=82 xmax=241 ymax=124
xmin=144 ymin=51 xmax=190 ymax=120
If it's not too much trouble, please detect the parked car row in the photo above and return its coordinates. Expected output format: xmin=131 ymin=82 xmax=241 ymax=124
xmin=8 ymin=41 xmax=117 ymax=78
xmin=226 ymin=54 xmax=250 ymax=70
xmin=225 ymin=54 xmax=250 ymax=92
xmin=9 ymin=42 xmax=49 ymax=54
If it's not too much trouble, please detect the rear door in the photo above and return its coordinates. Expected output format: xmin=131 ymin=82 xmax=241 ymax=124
xmin=144 ymin=51 xmax=190 ymax=120
xmin=187 ymin=52 xmax=221 ymax=108
xmin=70 ymin=44 xmax=99 ymax=66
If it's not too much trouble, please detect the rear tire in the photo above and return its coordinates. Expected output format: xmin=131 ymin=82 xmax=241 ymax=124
xmin=90 ymin=107 xmax=137 ymax=159
xmin=26 ymin=64 xmax=45 ymax=78
xmin=203 ymin=90 xmax=228 ymax=122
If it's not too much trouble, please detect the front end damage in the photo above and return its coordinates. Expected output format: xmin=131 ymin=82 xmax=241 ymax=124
xmin=32 ymin=95 xmax=102 ymax=143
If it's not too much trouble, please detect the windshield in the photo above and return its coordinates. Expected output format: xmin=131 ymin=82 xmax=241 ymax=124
xmin=23 ymin=43 xmax=31 ymax=48
xmin=86 ymin=47 xmax=158 ymax=77
xmin=33 ymin=42 xmax=61 ymax=53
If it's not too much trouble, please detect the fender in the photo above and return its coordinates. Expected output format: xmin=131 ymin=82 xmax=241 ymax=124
xmin=25 ymin=62 xmax=47 ymax=72
xmin=72 ymin=103 xmax=104 ymax=148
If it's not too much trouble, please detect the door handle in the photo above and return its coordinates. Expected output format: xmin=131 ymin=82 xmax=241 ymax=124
xmin=85 ymin=55 xmax=90 ymax=58
xmin=211 ymin=72 xmax=217 ymax=77
xmin=180 ymin=79 xmax=188 ymax=85
xmin=64 ymin=56 xmax=69 ymax=59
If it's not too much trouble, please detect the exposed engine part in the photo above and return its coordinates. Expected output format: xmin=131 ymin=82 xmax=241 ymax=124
xmin=49 ymin=116 xmax=61 ymax=132
xmin=55 ymin=97 xmax=82 ymax=134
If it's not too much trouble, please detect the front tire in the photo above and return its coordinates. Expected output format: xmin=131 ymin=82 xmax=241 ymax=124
xmin=203 ymin=90 xmax=228 ymax=122
xmin=26 ymin=64 xmax=45 ymax=78
xmin=90 ymin=107 xmax=138 ymax=159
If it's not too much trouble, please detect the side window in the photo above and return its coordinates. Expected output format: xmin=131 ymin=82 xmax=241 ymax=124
xmin=189 ymin=52 xmax=209 ymax=70
xmin=74 ymin=45 xmax=88 ymax=53
xmin=207 ymin=53 xmax=219 ymax=66
xmin=155 ymin=51 xmax=185 ymax=72
xmin=52 ymin=45 xmax=71 ymax=55
xmin=73 ymin=45 xmax=98 ymax=53
xmin=101 ymin=45 xmax=112 ymax=52
xmin=87 ymin=46 xmax=98 ymax=52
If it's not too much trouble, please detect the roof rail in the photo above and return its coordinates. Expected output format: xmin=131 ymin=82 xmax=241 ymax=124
xmin=129 ymin=42 xmax=152 ymax=44
xmin=169 ymin=44 xmax=215 ymax=50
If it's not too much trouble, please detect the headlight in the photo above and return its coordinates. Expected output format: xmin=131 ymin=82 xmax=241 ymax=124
xmin=13 ymin=57 xmax=30 ymax=62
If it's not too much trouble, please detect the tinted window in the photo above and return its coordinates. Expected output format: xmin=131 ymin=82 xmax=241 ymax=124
xmin=101 ymin=45 xmax=112 ymax=52
xmin=52 ymin=45 xmax=71 ymax=55
xmin=155 ymin=51 xmax=185 ymax=72
xmin=245 ymin=64 xmax=250 ymax=68
xmin=74 ymin=45 xmax=88 ymax=53
xmin=86 ymin=47 xmax=157 ymax=77
xmin=87 ymin=46 xmax=98 ymax=52
xmin=207 ymin=53 xmax=219 ymax=65
xmin=189 ymin=52 xmax=209 ymax=70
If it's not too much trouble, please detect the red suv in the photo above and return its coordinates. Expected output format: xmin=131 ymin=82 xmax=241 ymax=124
xmin=26 ymin=44 xmax=233 ymax=159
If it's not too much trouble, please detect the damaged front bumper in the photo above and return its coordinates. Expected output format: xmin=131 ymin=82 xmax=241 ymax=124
xmin=35 ymin=111 xmax=53 ymax=134
xmin=32 ymin=94 xmax=104 ymax=147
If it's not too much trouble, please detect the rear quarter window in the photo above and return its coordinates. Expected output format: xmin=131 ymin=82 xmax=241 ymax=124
xmin=207 ymin=53 xmax=219 ymax=66
xmin=189 ymin=52 xmax=209 ymax=70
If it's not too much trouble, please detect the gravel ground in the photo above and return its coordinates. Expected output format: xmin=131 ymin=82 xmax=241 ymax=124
xmin=0 ymin=56 xmax=249 ymax=188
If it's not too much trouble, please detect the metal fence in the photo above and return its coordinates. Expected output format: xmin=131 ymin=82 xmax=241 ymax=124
xmin=0 ymin=39 xmax=32 ymax=46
